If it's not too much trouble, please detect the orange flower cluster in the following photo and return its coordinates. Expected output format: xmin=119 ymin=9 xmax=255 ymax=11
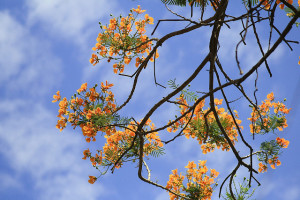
xmin=77 ymin=118 xmax=164 ymax=181
xmin=257 ymin=136 xmax=289 ymax=173
xmin=276 ymin=137 xmax=289 ymax=148
xmin=56 ymin=97 xmax=68 ymax=131
xmin=167 ymin=96 xmax=240 ymax=154
xmin=166 ymin=160 xmax=219 ymax=200
xmin=54 ymin=81 xmax=116 ymax=136
xmin=166 ymin=168 xmax=185 ymax=200
xmin=247 ymin=92 xmax=290 ymax=173
xmin=268 ymin=156 xmax=281 ymax=169
xmin=248 ymin=92 xmax=290 ymax=134
xmin=258 ymin=156 xmax=282 ymax=173
xmin=99 ymin=119 xmax=164 ymax=168
xmin=90 ymin=5 xmax=159 ymax=74
xmin=53 ymin=83 xmax=164 ymax=183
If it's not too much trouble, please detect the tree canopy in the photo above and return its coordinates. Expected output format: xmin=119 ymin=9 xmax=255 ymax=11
xmin=53 ymin=0 xmax=299 ymax=199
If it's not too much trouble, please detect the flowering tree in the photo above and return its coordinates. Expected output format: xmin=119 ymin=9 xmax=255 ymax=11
xmin=53 ymin=0 xmax=299 ymax=199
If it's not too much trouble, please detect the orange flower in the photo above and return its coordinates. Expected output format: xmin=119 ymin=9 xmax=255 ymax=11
xmin=185 ymin=161 xmax=196 ymax=169
xmin=92 ymin=43 xmax=101 ymax=51
xmin=260 ymin=0 xmax=271 ymax=9
xmin=82 ymin=149 xmax=91 ymax=160
xmin=77 ymin=83 xmax=87 ymax=93
xmin=144 ymin=14 xmax=154 ymax=24
xmin=167 ymin=127 xmax=172 ymax=133
xmin=52 ymin=91 xmax=61 ymax=103
xmin=214 ymin=98 xmax=223 ymax=105
xmin=135 ymin=57 xmax=142 ymax=67
xmin=268 ymin=157 xmax=281 ymax=169
xmin=124 ymin=57 xmax=131 ymax=65
xmin=88 ymin=176 xmax=97 ymax=184
xmin=132 ymin=5 xmax=146 ymax=14
xmin=101 ymin=81 xmax=114 ymax=91
xmin=57 ymin=97 xmax=68 ymax=117
xmin=90 ymin=53 xmax=99 ymax=66
xmin=56 ymin=117 xmax=67 ymax=131
xmin=88 ymin=88 xmax=99 ymax=102
xmin=199 ymin=160 xmax=207 ymax=166
xmin=210 ymin=169 xmax=219 ymax=178
xmin=267 ymin=92 xmax=274 ymax=101
xmin=258 ymin=162 xmax=267 ymax=173
xmin=279 ymin=4 xmax=285 ymax=9
xmin=167 ymin=160 xmax=217 ymax=200
xmin=276 ymin=137 xmax=289 ymax=148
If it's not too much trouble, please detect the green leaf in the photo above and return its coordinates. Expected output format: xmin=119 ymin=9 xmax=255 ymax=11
xmin=161 ymin=0 xmax=209 ymax=8
xmin=168 ymin=79 xmax=198 ymax=103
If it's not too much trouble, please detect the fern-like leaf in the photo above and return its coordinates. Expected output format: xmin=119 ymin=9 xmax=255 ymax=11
xmin=161 ymin=0 xmax=209 ymax=7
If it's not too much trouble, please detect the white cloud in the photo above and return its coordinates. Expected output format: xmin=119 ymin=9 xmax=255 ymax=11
xmin=0 ymin=172 xmax=22 ymax=191
xmin=0 ymin=11 xmax=27 ymax=83
xmin=155 ymin=191 xmax=169 ymax=200
xmin=0 ymin=101 xmax=106 ymax=200
xmin=0 ymin=11 xmax=62 ymax=97
xmin=281 ymin=186 xmax=300 ymax=200
xmin=26 ymin=0 xmax=120 ymax=46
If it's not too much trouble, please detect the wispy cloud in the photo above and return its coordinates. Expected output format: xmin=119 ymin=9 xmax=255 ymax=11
xmin=0 ymin=11 xmax=62 ymax=97
xmin=0 ymin=172 xmax=22 ymax=191
xmin=155 ymin=191 xmax=170 ymax=200
xmin=26 ymin=0 xmax=120 ymax=47
xmin=281 ymin=185 xmax=300 ymax=200
xmin=0 ymin=100 xmax=107 ymax=200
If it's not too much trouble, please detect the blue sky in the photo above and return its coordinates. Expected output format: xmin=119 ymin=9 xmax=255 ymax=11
xmin=0 ymin=0 xmax=299 ymax=200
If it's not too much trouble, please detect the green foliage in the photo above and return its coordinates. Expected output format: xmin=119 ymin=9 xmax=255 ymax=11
xmin=257 ymin=140 xmax=281 ymax=163
xmin=189 ymin=114 xmax=233 ymax=151
xmin=126 ymin=136 xmax=165 ymax=159
xmin=161 ymin=0 xmax=209 ymax=9
xmin=168 ymin=79 xmax=198 ymax=102
xmin=284 ymin=5 xmax=300 ymax=27
xmin=74 ymin=83 xmax=131 ymax=129
xmin=161 ymin=0 xmax=187 ymax=6
xmin=149 ymin=146 xmax=165 ymax=157
xmin=241 ymin=0 xmax=258 ymax=7
xmin=222 ymin=177 xmax=257 ymax=200
xmin=255 ymin=115 xmax=286 ymax=135
xmin=184 ymin=183 xmax=207 ymax=199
